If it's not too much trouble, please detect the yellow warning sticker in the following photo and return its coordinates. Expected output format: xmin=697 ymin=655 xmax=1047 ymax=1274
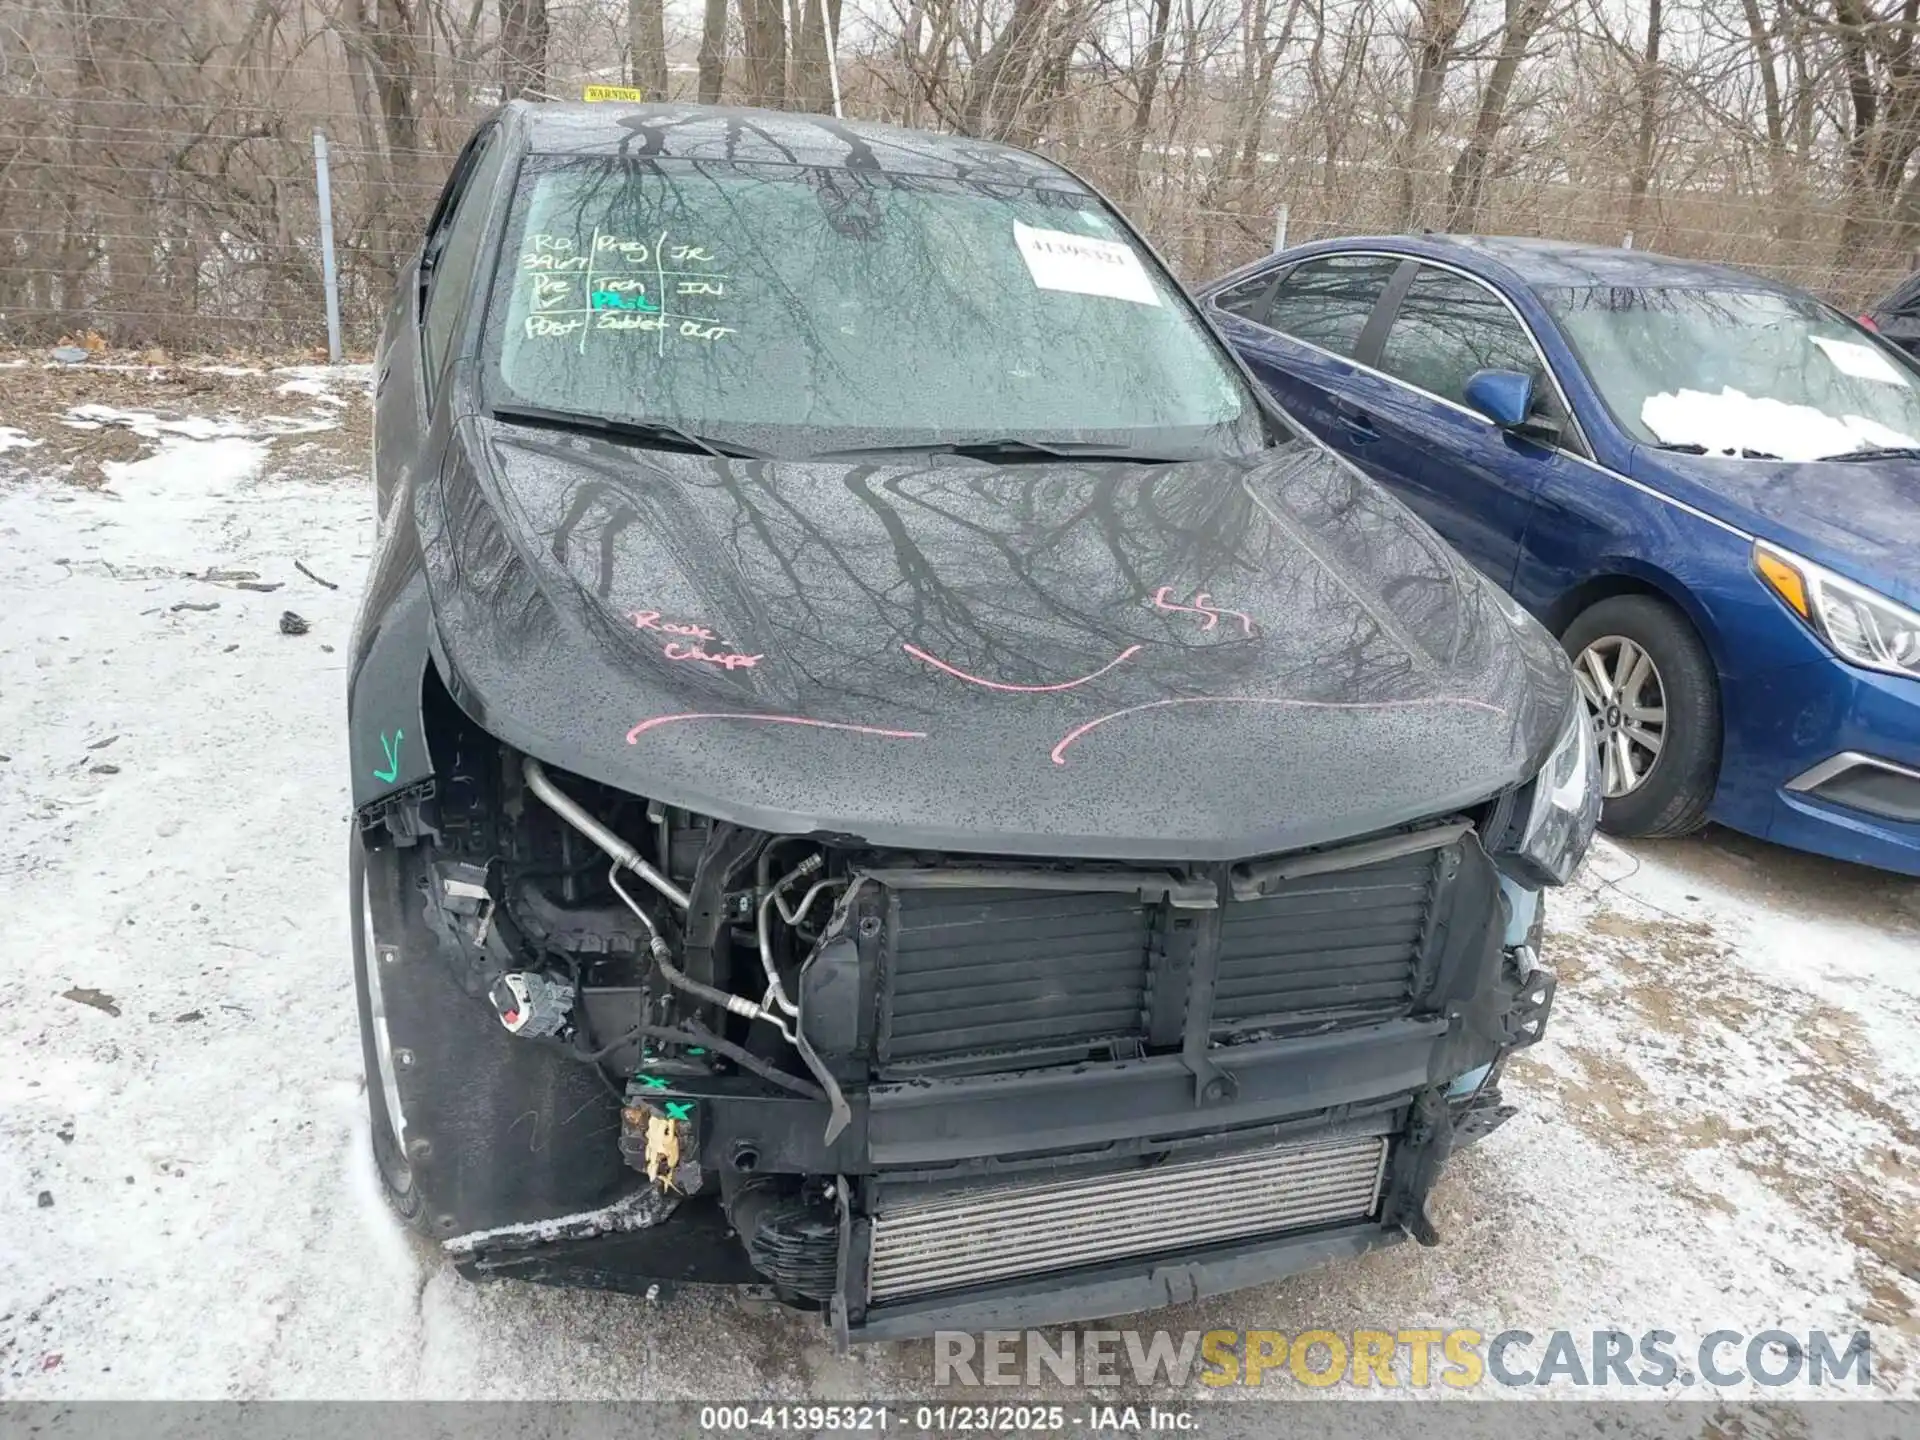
xmin=583 ymin=84 xmax=647 ymax=102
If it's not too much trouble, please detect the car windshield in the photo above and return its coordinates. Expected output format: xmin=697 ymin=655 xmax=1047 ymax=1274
xmin=483 ymin=156 xmax=1260 ymax=460
xmin=1541 ymin=284 xmax=1920 ymax=461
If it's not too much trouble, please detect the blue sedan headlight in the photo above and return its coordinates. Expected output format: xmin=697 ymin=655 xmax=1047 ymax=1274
xmin=1504 ymin=704 xmax=1603 ymax=885
xmin=1755 ymin=541 xmax=1920 ymax=680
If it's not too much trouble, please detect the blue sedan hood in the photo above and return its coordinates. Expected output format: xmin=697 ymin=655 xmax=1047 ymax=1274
xmin=1632 ymin=447 xmax=1920 ymax=608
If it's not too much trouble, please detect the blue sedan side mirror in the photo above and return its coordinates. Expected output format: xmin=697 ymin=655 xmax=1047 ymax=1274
xmin=1464 ymin=368 xmax=1537 ymax=428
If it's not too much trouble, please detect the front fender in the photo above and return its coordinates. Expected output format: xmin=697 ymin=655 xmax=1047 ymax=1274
xmin=349 ymin=505 xmax=437 ymax=813
xmin=1586 ymin=553 xmax=1731 ymax=668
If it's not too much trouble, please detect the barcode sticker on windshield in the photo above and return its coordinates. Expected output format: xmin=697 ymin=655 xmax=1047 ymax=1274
xmin=1014 ymin=223 xmax=1161 ymax=307
xmin=1812 ymin=336 xmax=1908 ymax=386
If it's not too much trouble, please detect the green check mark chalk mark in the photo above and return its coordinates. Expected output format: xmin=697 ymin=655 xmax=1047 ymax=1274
xmin=373 ymin=729 xmax=404 ymax=783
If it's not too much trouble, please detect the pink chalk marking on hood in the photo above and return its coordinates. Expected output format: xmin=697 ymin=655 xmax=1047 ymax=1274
xmin=1049 ymin=693 xmax=1507 ymax=766
xmin=1150 ymin=587 xmax=1255 ymax=636
xmin=627 ymin=713 xmax=928 ymax=744
xmin=902 ymin=642 xmax=1143 ymax=693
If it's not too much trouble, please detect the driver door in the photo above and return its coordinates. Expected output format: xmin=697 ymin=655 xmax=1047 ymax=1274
xmin=1353 ymin=263 xmax=1583 ymax=590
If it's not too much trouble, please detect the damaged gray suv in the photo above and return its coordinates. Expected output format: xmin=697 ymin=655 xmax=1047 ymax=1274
xmin=347 ymin=101 xmax=1599 ymax=1342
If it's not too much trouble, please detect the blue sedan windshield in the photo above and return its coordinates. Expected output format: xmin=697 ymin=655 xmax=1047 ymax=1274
xmin=1542 ymin=285 xmax=1920 ymax=461
xmin=484 ymin=157 xmax=1256 ymax=459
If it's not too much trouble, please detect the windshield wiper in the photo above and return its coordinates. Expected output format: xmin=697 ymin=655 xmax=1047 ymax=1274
xmin=1815 ymin=444 xmax=1920 ymax=463
xmin=491 ymin=403 xmax=766 ymax=460
xmin=1652 ymin=441 xmax=1783 ymax=460
xmin=808 ymin=438 xmax=1183 ymax=464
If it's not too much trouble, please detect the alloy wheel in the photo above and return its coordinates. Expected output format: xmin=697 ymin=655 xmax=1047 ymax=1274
xmin=1573 ymin=634 xmax=1668 ymax=799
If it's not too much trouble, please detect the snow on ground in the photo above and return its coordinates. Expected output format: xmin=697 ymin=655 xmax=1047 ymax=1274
xmin=1 ymin=367 xmax=1917 ymax=1413
xmin=62 ymin=402 xmax=341 ymax=442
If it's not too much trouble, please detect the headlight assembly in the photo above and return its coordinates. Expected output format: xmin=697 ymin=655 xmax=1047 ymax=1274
xmin=1755 ymin=541 xmax=1920 ymax=680
xmin=1503 ymin=702 xmax=1603 ymax=886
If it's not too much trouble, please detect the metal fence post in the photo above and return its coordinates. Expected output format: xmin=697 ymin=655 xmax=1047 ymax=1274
xmin=824 ymin=0 xmax=844 ymax=119
xmin=313 ymin=131 xmax=344 ymax=364
xmin=1273 ymin=203 xmax=1290 ymax=254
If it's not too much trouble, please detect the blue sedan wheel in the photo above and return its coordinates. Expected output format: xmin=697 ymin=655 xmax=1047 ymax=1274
xmin=1574 ymin=634 xmax=1667 ymax=798
xmin=1562 ymin=596 xmax=1722 ymax=839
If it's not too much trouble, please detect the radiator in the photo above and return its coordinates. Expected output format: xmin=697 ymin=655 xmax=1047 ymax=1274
xmin=877 ymin=887 xmax=1151 ymax=1062
xmin=1212 ymin=853 xmax=1438 ymax=1031
xmin=867 ymin=847 xmax=1445 ymax=1067
xmin=866 ymin=1135 xmax=1388 ymax=1302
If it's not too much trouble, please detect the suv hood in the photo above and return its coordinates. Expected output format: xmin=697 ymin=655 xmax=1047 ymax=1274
xmin=1633 ymin=447 xmax=1920 ymax=609
xmin=413 ymin=419 xmax=1569 ymax=860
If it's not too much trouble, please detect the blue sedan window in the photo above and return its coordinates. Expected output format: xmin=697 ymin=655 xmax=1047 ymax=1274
xmin=1378 ymin=267 xmax=1554 ymax=414
xmin=1263 ymin=254 xmax=1400 ymax=357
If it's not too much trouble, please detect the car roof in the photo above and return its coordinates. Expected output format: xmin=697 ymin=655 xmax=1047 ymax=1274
xmin=506 ymin=101 xmax=1088 ymax=190
xmin=1287 ymin=233 xmax=1795 ymax=295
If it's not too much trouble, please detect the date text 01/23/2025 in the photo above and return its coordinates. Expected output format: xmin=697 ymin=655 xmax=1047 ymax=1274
xmin=698 ymin=1406 xmax=1200 ymax=1433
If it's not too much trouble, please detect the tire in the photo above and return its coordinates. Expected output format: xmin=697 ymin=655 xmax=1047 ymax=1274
xmin=1561 ymin=594 xmax=1720 ymax=839
xmin=349 ymin=831 xmax=431 ymax=1234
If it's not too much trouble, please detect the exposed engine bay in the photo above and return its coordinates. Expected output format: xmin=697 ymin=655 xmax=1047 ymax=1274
xmin=357 ymin=681 xmax=1555 ymax=1343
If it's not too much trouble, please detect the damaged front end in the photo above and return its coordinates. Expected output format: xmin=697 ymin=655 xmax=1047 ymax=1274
xmin=354 ymin=678 xmax=1565 ymax=1344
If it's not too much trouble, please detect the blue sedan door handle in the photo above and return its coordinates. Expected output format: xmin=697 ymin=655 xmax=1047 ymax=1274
xmin=1333 ymin=399 xmax=1379 ymax=444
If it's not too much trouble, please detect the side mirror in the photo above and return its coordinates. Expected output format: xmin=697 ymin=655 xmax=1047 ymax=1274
xmin=1465 ymin=367 xmax=1562 ymax=444
xmin=1464 ymin=368 xmax=1536 ymax=428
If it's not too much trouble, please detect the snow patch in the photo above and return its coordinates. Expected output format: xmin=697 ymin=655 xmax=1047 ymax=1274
xmin=64 ymin=402 xmax=339 ymax=441
xmin=1641 ymin=385 xmax=1920 ymax=461
xmin=271 ymin=362 xmax=374 ymax=409
xmin=273 ymin=362 xmax=375 ymax=390
xmin=101 ymin=435 xmax=271 ymax=500
xmin=0 ymin=425 xmax=41 ymax=453
xmin=274 ymin=378 xmax=350 ymax=407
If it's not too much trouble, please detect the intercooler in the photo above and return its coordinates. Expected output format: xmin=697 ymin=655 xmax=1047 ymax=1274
xmin=865 ymin=1134 xmax=1389 ymax=1301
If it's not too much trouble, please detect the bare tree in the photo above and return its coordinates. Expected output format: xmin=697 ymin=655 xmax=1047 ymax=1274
xmin=629 ymin=0 xmax=668 ymax=96
xmin=499 ymin=0 xmax=549 ymax=97
xmin=792 ymin=0 xmax=844 ymax=111
xmin=9 ymin=0 xmax=1920 ymax=353
xmin=698 ymin=0 xmax=728 ymax=102
xmin=1623 ymin=0 xmax=1662 ymax=237
xmin=1117 ymin=0 xmax=1174 ymax=196
xmin=740 ymin=0 xmax=787 ymax=105
xmin=1444 ymin=0 xmax=1555 ymax=231
xmin=1393 ymin=0 xmax=1470 ymax=228
xmin=961 ymin=0 xmax=1055 ymax=138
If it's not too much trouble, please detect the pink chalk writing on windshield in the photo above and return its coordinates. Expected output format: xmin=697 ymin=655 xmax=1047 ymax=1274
xmin=1150 ymin=586 xmax=1256 ymax=637
xmin=632 ymin=609 xmax=716 ymax=641
xmin=902 ymin=642 xmax=1142 ymax=693
xmin=627 ymin=713 xmax=928 ymax=744
xmin=663 ymin=641 xmax=763 ymax=670
xmin=1048 ymin=694 xmax=1507 ymax=766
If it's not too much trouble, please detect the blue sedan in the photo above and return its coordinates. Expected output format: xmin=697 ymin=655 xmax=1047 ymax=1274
xmin=1201 ymin=235 xmax=1920 ymax=877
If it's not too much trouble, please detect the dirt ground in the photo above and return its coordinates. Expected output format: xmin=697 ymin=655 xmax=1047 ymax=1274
xmin=0 ymin=354 xmax=371 ymax=490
